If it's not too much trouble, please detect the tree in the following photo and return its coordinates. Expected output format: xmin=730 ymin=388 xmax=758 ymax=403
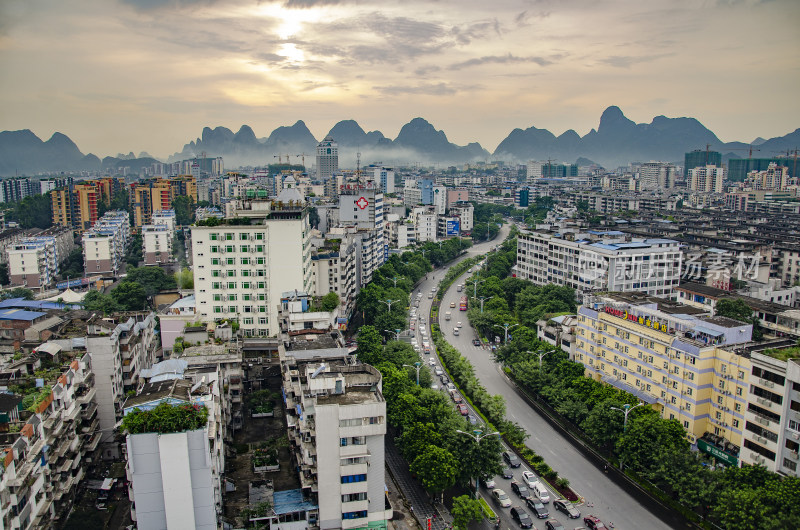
xmin=8 ymin=194 xmax=52 ymax=229
xmin=174 ymin=268 xmax=194 ymax=289
xmin=171 ymin=195 xmax=194 ymax=226
xmin=2 ymin=287 xmax=34 ymax=300
xmin=397 ymin=422 xmax=442 ymax=461
xmin=410 ymin=445 xmax=459 ymax=495
xmin=126 ymin=234 xmax=143 ymax=267
xmin=356 ymin=326 xmax=383 ymax=366
xmin=110 ymin=281 xmax=147 ymax=311
xmin=716 ymin=298 xmax=762 ymax=340
xmin=126 ymin=266 xmax=177 ymax=298
xmin=320 ymin=292 xmax=339 ymax=311
xmin=451 ymin=495 xmax=483 ymax=530
xmin=0 ymin=263 xmax=8 ymax=286
xmin=308 ymin=206 xmax=320 ymax=229
xmin=59 ymin=248 xmax=85 ymax=280
xmin=82 ymin=290 xmax=120 ymax=314
xmin=616 ymin=413 xmax=688 ymax=472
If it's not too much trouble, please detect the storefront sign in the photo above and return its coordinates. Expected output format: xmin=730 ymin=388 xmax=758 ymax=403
xmin=603 ymin=306 xmax=668 ymax=333
xmin=697 ymin=438 xmax=738 ymax=466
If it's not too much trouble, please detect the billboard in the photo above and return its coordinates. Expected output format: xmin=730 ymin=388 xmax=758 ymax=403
xmin=446 ymin=219 xmax=460 ymax=236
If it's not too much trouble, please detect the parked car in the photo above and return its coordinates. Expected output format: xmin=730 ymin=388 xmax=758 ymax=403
xmin=473 ymin=338 xmax=481 ymax=346
xmin=510 ymin=481 xmax=532 ymax=500
xmin=544 ymin=519 xmax=565 ymax=530
xmin=492 ymin=489 xmax=512 ymax=508
xmin=484 ymin=477 xmax=496 ymax=489
xmin=521 ymin=470 xmax=537 ymax=488
xmin=582 ymin=515 xmax=606 ymax=530
xmin=503 ymin=451 xmax=521 ymax=468
xmin=457 ymin=403 xmax=468 ymax=416
xmin=510 ymin=507 xmax=534 ymax=529
xmin=553 ymin=499 xmax=580 ymax=519
xmin=467 ymin=414 xmax=478 ymax=425
xmin=501 ymin=467 xmax=514 ymax=479
xmin=524 ymin=498 xmax=549 ymax=519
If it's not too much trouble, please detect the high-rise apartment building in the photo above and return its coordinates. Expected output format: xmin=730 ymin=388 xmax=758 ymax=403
xmin=638 ymin=162 xmax=677 ymax=190
xmin=82 ymin=210 xmax=130 ymax=275
xmin=316 ymin=136 xmax=339 ymax=181
xmin=7 ymin=236 xmax=59 ymax=288
xmin=282 ymin=349 xmax=390 ymax=530
xmin=516 ymin=230 xmax=682 ymax=296
xmin=689 ymin=164 xmax=725 ymax=193
xmin=129 ymin=176 xmax=196 ymax=227
xmin=191 ymin=200 xmax=313 ymax=337
xmin=0 ymin=177 xmax=37 ymax=203
xmin=370 ymin=166 xmax=394 ymax=194
xmin=685 ymin=149 xmax=722 ymax=176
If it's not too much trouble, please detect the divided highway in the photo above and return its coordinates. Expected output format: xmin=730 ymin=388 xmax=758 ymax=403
xmin=411 ymin=226 xmax=671 ymax=530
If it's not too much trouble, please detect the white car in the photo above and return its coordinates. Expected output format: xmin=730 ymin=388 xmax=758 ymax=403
xmin=456 ymin=322 xmax=462 ymax=328
xmin=521 ymin=470 xmax=537 ymax=489
xmin=491 ymin=489 xmax=512 ymax=508
xmin=435 ymin=368 xmax=444 ymax=376
xmin=484 ymin=477 xmax=496 ymax=490
xmin=429 ymin=358 xmax=436 ymax=366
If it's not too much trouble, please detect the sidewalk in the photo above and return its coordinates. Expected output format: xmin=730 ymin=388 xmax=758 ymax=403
xmin=385 ymin=435 xmax=453 ymax=530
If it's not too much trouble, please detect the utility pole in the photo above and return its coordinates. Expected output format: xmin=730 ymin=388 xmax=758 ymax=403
xmin=380 ymin=299 xmax=401 ymax=312
xmin=472 ymin=296 xmax=493 ymax=313
xmin=403 ymin=362 xmax=423 ymax=385
xmin=494 ymin=323 xmax=519 ymax=344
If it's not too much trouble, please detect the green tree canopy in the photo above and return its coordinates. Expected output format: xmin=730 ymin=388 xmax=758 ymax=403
xmin=410 ymin=445 xmax=459 ymax=494
xmin=451 ymin=495 xmax=483 ymax=530
xmin=126 ymin=266 xmax=177 ymax=298
xmin=320 ymin=292 xmax=339 ymax=311
xmin=110 ymin=281 xmax=147 ymax=311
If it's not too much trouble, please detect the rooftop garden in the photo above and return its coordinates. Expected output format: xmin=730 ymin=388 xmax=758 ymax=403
xmin=760 ymin=346 xmax=800 ymax=362
xmin=248 ymin=389 xmax=279 ymax=415
xmin=121 ymin=402 xmax=208 ymax=434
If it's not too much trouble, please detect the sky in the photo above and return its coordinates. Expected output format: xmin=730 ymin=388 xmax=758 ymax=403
xmin=0 ymin=0 xmax=798 ymax=159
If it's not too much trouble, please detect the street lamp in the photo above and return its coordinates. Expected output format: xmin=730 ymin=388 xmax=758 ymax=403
xmin=379 ymin=299 xmax=401 ymax=312
xmin=403 ymin=362 xmax=423 ymax=385
xmin=390 ymin=276 xmax=405 ymax=287
xmin=470 ymin=277 xmax=485 ymax=299
xmin=610 ymin=402 xmax=643 ymax=471
xmin=385 ymin=329 xmax=409 ymax=341
xmin=472 ymin=296 xmax=495 ymax=313
xmin=527 ymin=349 xmax=550 ymax=369
xmin=456 ymin=429 xmax=501 ymax=499
xmin=494 ymin=323 xmax=519 ymax=344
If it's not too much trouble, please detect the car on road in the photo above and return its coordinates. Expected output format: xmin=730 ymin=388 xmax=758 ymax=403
xmin=428 ymin=359 xmax=436 ymax=366
xmin=503 ymin=451 xmax=521 ymax=468
xmin=491 ymin=489 xmax=512 ymax=508
xmin=420 ymin=317 xmax=426 ymax=323
xmin=510 ymin=507 xmax=534 ymax=529
xmin=435 ymin=368 xmax=443 ymax=376
xmin=510 ymin=481 xmax=532 ymax=500
xmin=501 ymin=467 xmax=513 ymax=479
xmin=524 ymin=498 xmax=549 ymax=519
xmin=473 ymin=338 xmax=481 ymax=346
xmin=484 ymin=477 xmax=496 ymax=489
xmin=453 ymin=328 xmax=460 ymax=336
xmin=457 ymin=403 xmax=468 ymax=415
xmin=582 ymin=515 xmax=606 ymax=530
xmin=456 ymin=321 xmax=462 ymax=328
xmin=544 ymin=519 xmax=564 ymax=530
xmin=446 ymin=383 xmax=456 ymax=392
xmin=450 ymin=301 xmax=456 ymax=308
xmin=521 ymin=470 xmax=537 ymax=488
xmin=553 ymin=499 xmax=580 ymax=519
xmin=467 ymin=414 xmax=478 ymax=425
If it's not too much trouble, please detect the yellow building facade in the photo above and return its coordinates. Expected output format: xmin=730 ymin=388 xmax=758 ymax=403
xmin=576 ymin=293 xmax=753 ymax=464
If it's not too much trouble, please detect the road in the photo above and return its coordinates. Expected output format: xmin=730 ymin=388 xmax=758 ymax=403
xmin=411 ymin=226 xmax=671 ymax=530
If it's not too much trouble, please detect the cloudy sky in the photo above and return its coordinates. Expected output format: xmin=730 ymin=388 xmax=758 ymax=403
xmin=0 ymin=0 xmax=797 ymax=158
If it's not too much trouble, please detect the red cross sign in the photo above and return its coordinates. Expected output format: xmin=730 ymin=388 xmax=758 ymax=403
xmin=356 ymin=196 xmax=369 ymax=209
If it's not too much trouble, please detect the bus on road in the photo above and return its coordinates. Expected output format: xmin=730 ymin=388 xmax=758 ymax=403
xmin=459 ymin=296 xmax=468 ymax=311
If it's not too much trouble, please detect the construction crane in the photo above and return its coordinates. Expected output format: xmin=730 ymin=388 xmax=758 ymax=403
xmin=295 ymin=153 xmax=310 ymax=169
xmin=727 ymin=145 xmax=761 ymax=159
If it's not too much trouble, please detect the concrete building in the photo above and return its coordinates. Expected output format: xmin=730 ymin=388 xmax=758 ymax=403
xmin=151 ymin=209 xmax=177 ymax=231
xmin=0 ymin=353 xmax=100 ymax=529
xmin=577 ymin=292 xmax=753 ymax=461
xmin=414 ymin=209 xmax=438 ymax=243
xmin=743 ymin=162 xmax=789 ymax=191
xmin=312 ymin=240 xmax=358 ymax=318
xmin=403 ymin=182 xmax=422 ymax=207
xmin=0 ymin=178 xmax=37 ymax=203
xmin=129 ymin=177 xmax=196 ymax=227
xmin=537 ymin=314 xmax=579 ymax=359
xmin=142 ymin=224 xmax=173 ymax=266
xmin=689 ymin=165 xmax=725 ymax=194
xmin=7 ymin=236 xmax=59 ymax=288
xmin=685 ymin=150 xmax=722 ymax=176
xmin=419 ymin=179 xmax=434 ymax=205
xmin=638 ymin=162 xmax=677 ymax=190
xmin=446 ymin=188 xmax=470 ymax=208
xmin=432 ymin=185 xmax=447 ymax=215
xmin=282 ymin=348 xmax=391 ymax=530
xmin=371 ymin=166 xmax=395 ymax=194
xmin=449 ymin=204 xmax=474 ymax=232
xmin=516 ymin=230 xmax=682 ymax=296
xmin=316 ymin=136 xmax=339 ymax=181
xmin=86 ymin=312 xmax=158 ymax=458
xmin=82 ymin=210 xmax=130 ymax=276
xmin=123 ymin=379 xmax=222 ymax=530
xmin=191 ymin=199 xmax=313 ymax=338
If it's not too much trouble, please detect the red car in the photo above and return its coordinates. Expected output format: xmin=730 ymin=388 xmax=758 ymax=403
xmin=457 ymin=403 xmax=468 ymax=415
xmin=583 ymin=515 xmax=606 ymax=530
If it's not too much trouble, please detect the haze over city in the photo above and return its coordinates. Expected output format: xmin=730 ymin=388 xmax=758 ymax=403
xmin=1 ymin=0 xmax=798 ymax=159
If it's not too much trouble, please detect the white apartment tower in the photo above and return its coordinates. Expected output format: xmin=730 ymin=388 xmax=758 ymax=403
xmin=516 ymin=230 xmax=682 ymax=296
xmin=638 ymin=162 xmax=677 ymax=190
xmin=191 ymin=200 xmax=313 ymax=337
xmin=690 ymin=165 xmax=725 ymax=193
xmin=316 ymin=136 xmax=339 ymax=181
xmin=282 ymin=350 xmax=391 ymax=530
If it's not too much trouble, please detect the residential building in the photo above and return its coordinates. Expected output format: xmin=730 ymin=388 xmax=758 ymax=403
xmin=0 ymin=353 xmax=100 ymax=529
xmin=316 ymin=136 xmax=339 ymax=181
xmin=743 ymin=163 xmax=789 ymax=191
xmin=689 ymin=165 xmax=725 ymax=194
xmin=123 ymin=378 xmax=223 ymax=530
xmin=129 ymin=177 xmax=196 ymax=227
xmin=371 ymin=166 xmax=395 ymax=194
xmin=516 ymin=230 xmax=682 ymax=296
xmin=403 ymin=181 xmax=422 ymax=207
xmin=142 ymin=224 xmax=173 ymax=266
xmin=449 ymin=204 xmax=474 ymax=232
xmin=0 ymin=229 xmax=27 ymax=265
xmin=685 ymin=149 xmax=722 ymax=176
xmin=419 ymin=179 xmax=434 ymax=205
xmin=50 ymin=178 xmax=125 ymax=234
xmin=446 ymin=188 xmax=470 ymax=208
xmin=151 ymin=209 xmax=177 ymax=231
xmin=312 ymin=240 xmax=358 ymax=318
xmin=414 ymin=209 xmax=438 ymax=243
xmin=82 ymin=210 xmax=130 ymax=276
xmin=191 ymin=199 xmax=313 ymax=338
xmin=729 ymin=158 xmax=797 ymax=181
xmin=537 ymin=314 xmax=579 ymax=359
xmin=7 ymin=236 xmax=59 ymax=288
xmin=338 ymin=188 xmax=386 ymax=283
xmin=432 ymin=185 xmax=447 ymax=215
xmin=638 ymin=162 xmax=677 ymax=190
xmin=0 ymin=178 xmax=37 ymax=203
xmin=282 ymin=347 xmax=391 ymax=530
xmin=86 ymin=312 xmax=158 ymax=458
xmin=576 ymin=292 xmax=753 ymax=461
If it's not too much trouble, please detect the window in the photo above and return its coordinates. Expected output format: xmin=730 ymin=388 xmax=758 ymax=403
xmin=241 ymin=245 xmax=249 ymax=253
xmin=342 ymin=492 xmax=368 ymax=502
xmin=257 ymin=269 xmax=266 ymax=277
xmin=227 ymin=270 xmax=236 ymax=277
xmin=228 ymin=306 xmax=237 ymax=313
xmin=342 ymin=510 xmax=368 ymax=520
xmin=257 ymin=257 xmax=265 ymax=265
xmin=735 ymin=403 xmax=742 ymax=412
xmin=686 ymin=403 xmax=691 ymax=411
xmin=212 ymin=282 xmax=221 ymax=289
xmin=225 ymin=233 xmax=234 ymax=240
xmin=211 ymin=245 xmax=219 ymax=253
xmin=226 ymin=257 xmax=235 ymax=265
xmin=227 ymin=282 xmax=236 ymax=289
xmin=256 ymin=245 xmax=264 ymax=252
xmin=683 ymin=421 xmax=689 ymax=428
xmin=241 ymin=257 xmax=250 ymax=265
xmin=226 ymin=245 xmax=235 ymax=253
xmin=211 ymin=270 xmax=220 ymax=277
xmin=213 ymin=306 xmax=222 ymax=313
xmin=210 ymin=233 xmax=218 ymax=241
xmin=259 ymin=317 xmax=268 ymax=325
xmin=242 ymin=282 xmax=250 ymax=289
xmin=732 ymin=419 xmax=739 ymax=428
xmin=211 ymin=258 xmax=220 ymax=265
xmin=240 ymin=233 xmax=249 ymax=241
xmin=213 ymin=294 xmax=222 ymax=301
xmin=243 ymin=294 xmax=251 ymax=301
xmin=256 ymin=232 xmax=264 ymax=240
xmin=341 ymin=474 xmax=367 ymax=483
xmin=243 ymin=317 xmax=254 ymax=325
xmin=242 ymin=270 xmax=250 ymax=277
xmin=228 ymin=294 xmax=237 ymax=301
xmin=257 ymin=282 xmax=266 ymax=289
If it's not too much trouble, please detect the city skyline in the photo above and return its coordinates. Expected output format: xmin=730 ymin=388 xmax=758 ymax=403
xmin=0 ymin=0 xmax=798 ymax=159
